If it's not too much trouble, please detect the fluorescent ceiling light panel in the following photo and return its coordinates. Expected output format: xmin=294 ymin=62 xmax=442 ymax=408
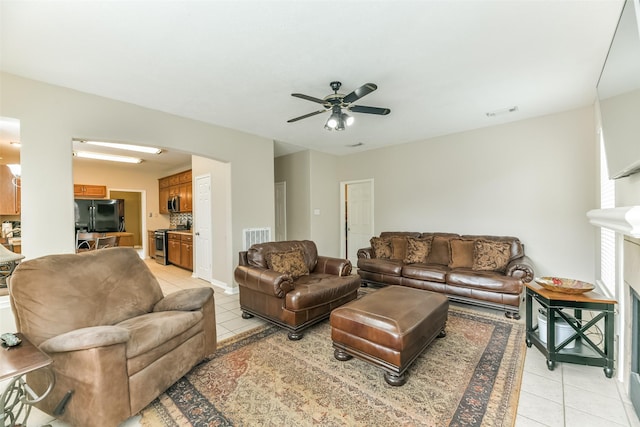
xmin=79 ymin=140 xmax=162 ymax=154
xmin=74 ymin=151 xmax=143 ymax=164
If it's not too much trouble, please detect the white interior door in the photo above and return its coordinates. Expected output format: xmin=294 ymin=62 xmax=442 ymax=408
xmin=275 ymin=181 xmax=287 ymax=241
xmin=344 ymin=180 xmax=374 ymax=266
xmin=195 ymin=175 xmax=212 ymax=281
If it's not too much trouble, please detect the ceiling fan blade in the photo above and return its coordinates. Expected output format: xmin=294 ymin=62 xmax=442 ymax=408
xmin=349 ymin=105 xmax=391 ymax=115
xmin=342 ymin=83 xmax=377 ymax=104
xmin=291 ymin=93 xmax=328 ymax=105
xmin=287 ymin=110 xmax=326 ymax=123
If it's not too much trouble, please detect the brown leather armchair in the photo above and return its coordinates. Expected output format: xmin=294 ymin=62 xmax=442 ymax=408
xmin=234 ymin=240 xmax=360 ymax=340
xmin=9 ymin=247 xmax=216 ymax=427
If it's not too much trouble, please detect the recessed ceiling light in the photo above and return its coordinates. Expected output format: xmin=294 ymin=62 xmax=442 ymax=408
xmin=486 ymin=106 xmax=519 ymax=117
xmin=74 ymin=151 xmax=143 ymax=164
xmin=77 ymin=140 xmax=162 ymax=154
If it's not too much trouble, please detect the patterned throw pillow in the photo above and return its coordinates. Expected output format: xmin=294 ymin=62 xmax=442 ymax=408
xmin=267 ymin=249 xmax=309 ymax=279
xmin=472 ymin=240 xmax=511 ymax=272
xmin=403 ymin=237 xmax=432 ymax=264
xmin=370 ymin=237 xmax=392 ymax=259
xmin=449 ymin=239 xmax=475 ymax=269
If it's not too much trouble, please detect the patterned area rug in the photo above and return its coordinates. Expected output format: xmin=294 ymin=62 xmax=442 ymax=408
xmin=140 ymin=305 xmax=525 ymax=427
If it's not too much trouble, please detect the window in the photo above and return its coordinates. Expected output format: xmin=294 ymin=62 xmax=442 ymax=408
xmin=600 ymin=133 xmax=616 ymax=295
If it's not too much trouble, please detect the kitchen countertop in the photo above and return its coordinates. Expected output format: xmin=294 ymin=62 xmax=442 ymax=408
xmin=167 ymin=230 xmax=192 ymax=236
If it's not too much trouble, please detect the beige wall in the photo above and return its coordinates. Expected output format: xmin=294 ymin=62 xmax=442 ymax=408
xmin=274 ymin=151 xmax=310 ymax=241
xmin=276 ymin=107 xmax=598 ymax=280
xmin=336 ymin=106 xmax=598 ymax=282
xmin=309 ymin=151 xmax=340 ymax=256
xmin=1 ymin=72 xmax=274 ymax=290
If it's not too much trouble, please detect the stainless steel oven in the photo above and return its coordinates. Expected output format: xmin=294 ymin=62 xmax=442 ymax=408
xmin=154 ymin=229 xmax=169 ymax=265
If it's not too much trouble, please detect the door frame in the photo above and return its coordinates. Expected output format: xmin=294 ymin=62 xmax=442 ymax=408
xmin=339 ymin=178 xmax=374 ymax=260
xmin=275 ymin=181 xmax=287 ymax=241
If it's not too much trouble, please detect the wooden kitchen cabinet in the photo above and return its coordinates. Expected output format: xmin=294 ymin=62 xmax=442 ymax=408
xmin=178 ymin=183 xmax=192 ymax=211
xmin=180 ymin=234 xmax=193 ymax=270
xmin=158 ymin=170 xmax=192 ymax=213
xmin=0 ymin=166 xmax=20 ymax=215
xmin=167 ymin=233 xmax=182 ymax=266
xmin=74 ymin=184 xmax=107 ymax=198
xmin=167 ymin=232 xmax=193 ymax=271
xmin=159 ymin=186 xmax=170 ymax=214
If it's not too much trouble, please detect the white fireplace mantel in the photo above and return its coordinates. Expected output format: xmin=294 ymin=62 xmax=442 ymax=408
xmin=587 ymin=206 xmax=640 ymax=237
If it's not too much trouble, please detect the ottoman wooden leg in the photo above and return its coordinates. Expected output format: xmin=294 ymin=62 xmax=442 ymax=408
xmin=384 ymin=371 xmax=407 ymax=387
xmin=287 ymin=331 xmax=304 ymax=340
xmin=334 ymin=348 xmax=353 ymax=361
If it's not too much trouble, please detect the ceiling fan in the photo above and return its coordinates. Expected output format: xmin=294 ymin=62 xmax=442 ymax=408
xmin=287 ymin=81 xmax=391 ymax=131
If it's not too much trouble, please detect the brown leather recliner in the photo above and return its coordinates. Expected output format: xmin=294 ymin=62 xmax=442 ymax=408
xmin=234 ymin=240 xmax=361 ymax=340
xmin=9 ymin=247 xmax=216 ymax=427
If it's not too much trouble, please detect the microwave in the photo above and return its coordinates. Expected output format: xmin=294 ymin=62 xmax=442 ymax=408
xmin=168 ymin=196 xmax=180 ymax=213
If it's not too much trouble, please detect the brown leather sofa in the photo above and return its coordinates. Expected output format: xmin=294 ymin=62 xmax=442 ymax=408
xmin=357 ymin=232 xmax=535 ymax=319
xmin=9 ymin=247 xmax=216 ymax=427
xmin=234 ymin=240 xmax=361 ymax=340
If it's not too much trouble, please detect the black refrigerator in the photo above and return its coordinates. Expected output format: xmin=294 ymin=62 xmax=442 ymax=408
xmin=74 ymin=199 xmax=125 ymax=232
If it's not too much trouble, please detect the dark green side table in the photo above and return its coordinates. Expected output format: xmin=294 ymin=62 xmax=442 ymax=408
xmin=525 ymin=282 xmax=617 ymax=378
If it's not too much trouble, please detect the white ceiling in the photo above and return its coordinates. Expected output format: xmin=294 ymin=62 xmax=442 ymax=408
xmin=0 ymin=0 xmax=625 ymax=163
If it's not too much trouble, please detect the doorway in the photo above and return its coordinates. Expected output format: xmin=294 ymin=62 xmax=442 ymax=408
xmin=340 ymin=179 xmax=374 ymax=266
xmin=110 ymin=190 xmax=144 ymax=248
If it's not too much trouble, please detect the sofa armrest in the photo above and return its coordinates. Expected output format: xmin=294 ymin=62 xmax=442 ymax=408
xmin=314 ymin=256 xmax=352 ymax=276
xmin=357 ymin=247 xmax=373 ymax=259
xmin=39 ymin=325 xmax=130 ymax=353
xmin=505 ymin=255 xmax=535 ymax=283
xmin=153 ymin=287 xmax=214 ymax=312
xmin=234 ymin=265 xmax=295 ymax=298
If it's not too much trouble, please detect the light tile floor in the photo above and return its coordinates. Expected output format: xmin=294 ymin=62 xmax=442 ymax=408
xmin=16 ymin=260 xmax=640 ymax=426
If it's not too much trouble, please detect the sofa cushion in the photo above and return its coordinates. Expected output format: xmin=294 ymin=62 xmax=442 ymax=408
xmin=285 ymin=274 xmax=361 ymax=311
xmin=357 ymin=257 xmax=403 ymax=276
xmin=267 ymin=249 xmax=309 ymax=279
xmin=425 ymin=235 xmax=453 ymax=265
xmin=390 ymin=236 xmax=409 ymax=261
xmin=472 ymin=240 xmax=511 ymax=272
xmin=449 ymin=238 xmax=475 ymax=269
xmin=247 ymin=240 xmax=318 ymax=272
xmin=370 ymin=237 xmax=392 ymax=259
xmin=446 ymin=270 xmax=523 ymax=294
xmin=117 ymin=310 xmax=203 ymax=358
xmin=462 ymin=235 xmax=523 ymax=261
xmin=404 ymin=237 xmax=432 ymax=264
xmin=402 ymin=263 xmax=448 ymax=283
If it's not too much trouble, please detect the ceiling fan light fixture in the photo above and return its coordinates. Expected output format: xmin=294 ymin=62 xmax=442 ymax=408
xmin=344 ymin=113 xmax=354 ymax=127
xmin=325 ymin=106 xmax=342 ymax=130
xmin=290 ymin=81 xmax=389 ymax=131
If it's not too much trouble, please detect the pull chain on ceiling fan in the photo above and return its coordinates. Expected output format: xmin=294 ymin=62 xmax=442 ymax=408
xmin=287 ymin=81 xmax=390 ymax=131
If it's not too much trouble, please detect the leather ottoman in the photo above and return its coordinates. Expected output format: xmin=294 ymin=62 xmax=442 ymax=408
xmin=330 ymin=285 xmax=448 ymax=386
